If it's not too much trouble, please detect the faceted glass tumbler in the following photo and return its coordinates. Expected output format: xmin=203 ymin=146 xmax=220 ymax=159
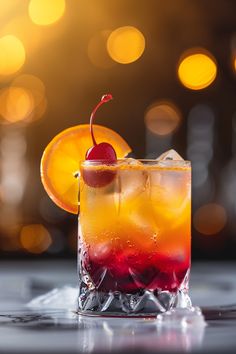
xmin=78 ymin=159 xmax=191 ymax=316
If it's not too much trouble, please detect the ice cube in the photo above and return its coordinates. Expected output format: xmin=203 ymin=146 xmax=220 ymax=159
xmin=157 ymin=149 xmax=184 ymax=161
xmin=156 ymin=307 xmax=207 ymax=328
xmin=123 ymin=158 xmax=143 ymax=166
xmin=150 ymin=168 xmax=191 ymax=224
xmin=27 ymin=286 xmax=78 ymax=310
xmin=116 ymin=159 xmax=147 ymax=209
xmin=89 ymin=241 xmax=112 ymax=262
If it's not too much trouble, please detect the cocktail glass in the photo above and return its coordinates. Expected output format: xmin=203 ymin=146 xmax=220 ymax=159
xmin=78 ymin=158 xmax=191 ymax=316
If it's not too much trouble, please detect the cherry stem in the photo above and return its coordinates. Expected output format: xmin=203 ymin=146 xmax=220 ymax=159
xmin=90 ymin=94 xmax=113 ymax=146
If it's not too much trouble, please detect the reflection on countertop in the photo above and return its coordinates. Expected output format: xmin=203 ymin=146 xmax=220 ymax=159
xmin=0 ymin=261 xmax=236 ymax=353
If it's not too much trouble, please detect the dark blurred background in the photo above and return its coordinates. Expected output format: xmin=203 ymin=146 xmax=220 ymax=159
xmin=0 ymin=0 xmax=236 ymax=260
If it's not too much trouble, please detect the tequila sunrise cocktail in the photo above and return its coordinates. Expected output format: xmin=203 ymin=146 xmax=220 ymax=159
xmin=41 ymin=94 xmax=191 ymax=316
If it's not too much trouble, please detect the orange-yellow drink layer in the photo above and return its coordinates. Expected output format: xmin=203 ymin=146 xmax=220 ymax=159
xmin=79 ymin=160 xmax=191 ymax=293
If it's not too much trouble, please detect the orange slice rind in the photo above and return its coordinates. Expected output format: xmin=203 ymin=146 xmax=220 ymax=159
xmin=40 ymin=124 xmax=131 ymax=214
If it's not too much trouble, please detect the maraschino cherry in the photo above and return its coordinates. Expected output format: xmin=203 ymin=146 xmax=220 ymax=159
xmin=86 ymin=94 xmax=117 ymax=162
xmin=83 ymin=94 xmax=117 ymax=187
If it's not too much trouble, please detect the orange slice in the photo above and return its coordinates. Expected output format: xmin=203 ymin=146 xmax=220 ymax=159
xmin=40 ymin=124 xmax=131 ymax=214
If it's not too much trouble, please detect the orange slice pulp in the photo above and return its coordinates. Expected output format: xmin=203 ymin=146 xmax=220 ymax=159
xmin=40 ymin=124 xmax=131 ymax=214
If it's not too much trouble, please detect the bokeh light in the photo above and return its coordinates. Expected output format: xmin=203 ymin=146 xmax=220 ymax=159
xmin=0 ymin=131 xmax=27 ymax=205
xmin=193 ymin=203 xmax=227 ymax=235
xmin=178 ymin=49 xmax=217 ymax=90
xmin=12 ymin=75 xmax=45 ymax=105
xmin=0 ymin=87 xmax=34 ymax=124
xmin=1 ymin=131 xmax=27 ymax=157
xmin=107 ymin=26 xmax=145 ymax=64
xmin=12 ymin=74 xmax=47 ymax=122
xmin=2 ymin=16 xmax=43 ymax=55
xmin=28 ymin=0 xmax=65 ymax=26
xmin=0 ymin=35 xmax=25 ymax=77
xmin=20 ymin=224 xmax=52 ymax=254
xmin=233 ymin=57 xmax=236 ymax=72
xmin=0 ymin=173 xmax=25 ymax=204
xmin=0 ymin=74 xmax=47 ymax=124
xmin=88 ymin=30 xmax=115 ymax=69
xmin=187 ymin=104 xmax=215 ymax=189
xmin=33 ymin=95 xmax=47 ymax=121
xmin=145 ymin=101 xmax=181 ymax=135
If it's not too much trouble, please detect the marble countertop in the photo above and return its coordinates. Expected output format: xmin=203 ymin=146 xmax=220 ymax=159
xmin=0 ymin=260 xmax=236 ymax=354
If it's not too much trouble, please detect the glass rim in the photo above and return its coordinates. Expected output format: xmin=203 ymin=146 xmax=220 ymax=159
xmin=81 ymin=158 xmax=191 ymax=167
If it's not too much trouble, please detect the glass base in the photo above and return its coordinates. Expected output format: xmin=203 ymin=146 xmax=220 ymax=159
xmin=78 ymin=270 xmax=191 ymax=317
